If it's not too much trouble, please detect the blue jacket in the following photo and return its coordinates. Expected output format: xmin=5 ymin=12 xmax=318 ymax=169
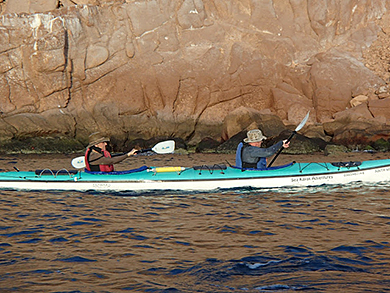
xmin=235 ymin=142 xmax=267 ymax=169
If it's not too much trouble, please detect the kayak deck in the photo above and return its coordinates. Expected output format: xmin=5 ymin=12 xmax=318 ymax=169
xmin=0 ymin=159 xmax=389 ymax=191
xmin=1 ymin=160 xmax=389 ymax=181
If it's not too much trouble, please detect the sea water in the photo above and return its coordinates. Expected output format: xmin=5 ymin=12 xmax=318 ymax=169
xmin=0 ymin=184 xmax=389 ymax=292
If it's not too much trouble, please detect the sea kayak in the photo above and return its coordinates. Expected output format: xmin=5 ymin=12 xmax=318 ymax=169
xmin=0 ymin=159 xmax=389 ymax=192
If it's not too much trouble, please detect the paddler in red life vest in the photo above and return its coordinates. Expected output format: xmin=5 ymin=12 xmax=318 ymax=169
xmin=85 ymin=132 xmax=137 ymax=172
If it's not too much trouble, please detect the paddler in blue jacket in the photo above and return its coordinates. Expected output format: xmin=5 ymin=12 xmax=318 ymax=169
xmin=236 ymin=129 xmax=290 ymax=169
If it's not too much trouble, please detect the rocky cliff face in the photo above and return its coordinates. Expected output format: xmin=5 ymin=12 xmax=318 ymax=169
xmin=1 ymin=0 xmax=390 ymax=151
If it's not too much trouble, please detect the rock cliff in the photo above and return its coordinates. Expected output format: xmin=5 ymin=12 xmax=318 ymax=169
xmin=1 ymin=0 xmax=390 ymax=152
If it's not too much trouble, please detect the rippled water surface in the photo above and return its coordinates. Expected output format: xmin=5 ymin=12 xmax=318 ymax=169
xmin=1 ymin=184 xmax=390 ymax=292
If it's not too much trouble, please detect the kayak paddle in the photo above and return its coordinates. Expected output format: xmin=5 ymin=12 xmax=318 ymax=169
xmin=267 ymin=111 xmax=310 ymax=168
xmin=71 ymin=140 xmax=175 ymax=169
xmin=137 ymin=140 xmax=175 ymax=154
xmin=71 ymin=157 xmax=87 ymax=169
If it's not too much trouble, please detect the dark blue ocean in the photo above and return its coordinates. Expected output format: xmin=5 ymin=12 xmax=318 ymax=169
xmin=0 ymin=183 xmax=389 ymax=292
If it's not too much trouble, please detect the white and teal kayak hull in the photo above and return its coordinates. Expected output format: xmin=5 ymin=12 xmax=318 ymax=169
xmin=0 ymin=159 xmax=389 ymax=192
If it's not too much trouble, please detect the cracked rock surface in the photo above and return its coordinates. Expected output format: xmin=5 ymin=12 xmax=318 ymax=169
xmin=1 ymin=0 xmax=390 ymax=150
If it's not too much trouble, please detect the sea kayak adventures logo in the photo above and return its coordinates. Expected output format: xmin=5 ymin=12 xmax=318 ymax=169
xmin=291 ymin=175 xmax=333 ymax=183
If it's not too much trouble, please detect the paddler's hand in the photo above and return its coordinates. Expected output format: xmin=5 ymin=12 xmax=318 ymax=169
xmin=127 ymin=148 xmax=138 ymax=156
xmin=282 ymin=140 xmax=290 ymax=148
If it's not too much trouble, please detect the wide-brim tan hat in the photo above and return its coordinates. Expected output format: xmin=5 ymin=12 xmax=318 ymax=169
xmin=87 ymin=132 xmax=110 ymax=148
xmin=243 ymin=129 xmax=267 ymax=143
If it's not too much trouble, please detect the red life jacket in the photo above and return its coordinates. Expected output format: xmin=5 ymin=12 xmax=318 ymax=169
xmin=85 ymin=147 xmax=114 ymax=172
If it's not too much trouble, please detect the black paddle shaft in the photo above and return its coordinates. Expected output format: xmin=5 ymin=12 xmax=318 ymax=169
xmin=267 ymin=131 xmax=296 ymax=168
xmin=111 ymin=148 xmax=152 ymax=157
xmin=135 ymin=148 xmax=152 ymax=154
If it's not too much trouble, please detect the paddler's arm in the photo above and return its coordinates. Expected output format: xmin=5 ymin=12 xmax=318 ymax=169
xmin=89 ymin=149 xmax=137 ymax=165
xmin=249 ymin=141 xmax=284 ymax=158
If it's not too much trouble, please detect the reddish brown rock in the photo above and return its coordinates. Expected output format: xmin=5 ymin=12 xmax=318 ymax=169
xmin=333 ymin=103 xmax=374 ymax=121
xmin=323 ymin=103 xmax=390 ymax=147
xmin=0 ymin=0 xmax=389 ymax=152
xmin=369 ymin=98 xmax=390 ymax=120
xmin=2 ymin=0 xmax=57 ymax=14
xmin=271 ymin=82 xmax=314 ymax=124
xmin=221 ymin=107 xmax=286 ymax=142
xmin=309 ymin=51 xmax=384 ymax=123
xmin=301 ymin=124 xmax=329 ymax=142
xmin=350 ymin=95 xmax=369 ymax=107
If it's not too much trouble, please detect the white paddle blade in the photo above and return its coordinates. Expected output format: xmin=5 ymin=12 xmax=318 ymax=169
xmin=295 ymin=111 xmax=310 ymax=132
xmin=71 ymin=156 xmax=86 ymax=169
xmin=152 ymin=140 xmax=175 ymax=154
